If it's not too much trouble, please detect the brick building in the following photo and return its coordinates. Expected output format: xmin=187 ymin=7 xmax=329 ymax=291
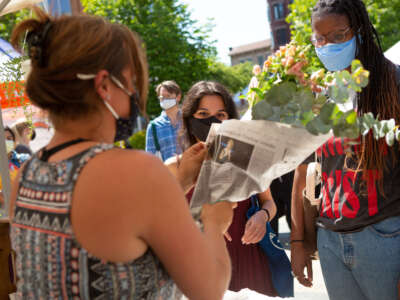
xmin=228 ymin=39 xmax=272 ymax=66
xmin=267 ymin=0 xmax=292 ymax=50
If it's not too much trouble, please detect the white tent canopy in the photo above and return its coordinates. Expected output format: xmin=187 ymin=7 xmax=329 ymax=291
xmin=385 ymin=41 xmax=400 ymax=65
xmin=0 ymin=0 xmax=42 ymax=16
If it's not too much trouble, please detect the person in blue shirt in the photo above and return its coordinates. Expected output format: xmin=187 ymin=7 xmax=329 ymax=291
xmin=145 ymin=80 xmax=183 ymax=161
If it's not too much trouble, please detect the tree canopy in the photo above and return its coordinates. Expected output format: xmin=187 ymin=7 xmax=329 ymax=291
xmin=207 ymin=61 xmax=253 ymax=95
xmin=82 ymin=0 xmax=217 ymax=117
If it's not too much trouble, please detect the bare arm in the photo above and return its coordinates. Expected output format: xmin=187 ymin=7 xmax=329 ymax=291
xmin=290 ymin=164 xmax=313 ymax=287
xmin=291 ymin=165 xmax=307 ymax=241
xmin=259 ymin=188 xmax=277 ymax=220
xmin=140 ymin=156 xmax=233 ymax=300
xmin=73 ymin=150 xmax=233 ymax=300
xmin=241 ymin=189 xmax=276 ymax=245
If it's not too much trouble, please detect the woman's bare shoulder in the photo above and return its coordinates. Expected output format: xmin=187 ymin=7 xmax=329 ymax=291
xmin=71 ymin=148 xmax=182 ymax=261
xmin=75 ymin=148 xmax=172 ymax=206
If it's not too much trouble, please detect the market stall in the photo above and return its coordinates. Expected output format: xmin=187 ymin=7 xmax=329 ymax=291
xmin=0 ymin=1 xmax=42 ymax=297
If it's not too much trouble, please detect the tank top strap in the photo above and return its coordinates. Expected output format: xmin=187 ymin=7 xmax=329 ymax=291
xmin=70 ymin=143 xmax=115 ymax=184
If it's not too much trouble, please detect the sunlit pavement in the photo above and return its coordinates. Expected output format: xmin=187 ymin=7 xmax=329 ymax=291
xmin=224 ymin=217 xmax=329 ymax=300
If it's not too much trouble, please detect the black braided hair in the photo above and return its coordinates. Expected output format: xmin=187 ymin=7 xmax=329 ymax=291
xmin=312 ymin=0 xmax=400 ymax=185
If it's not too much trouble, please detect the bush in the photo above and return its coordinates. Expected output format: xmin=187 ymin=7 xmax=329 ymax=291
xmin=127 ymin=130 xmax=146 ymax=150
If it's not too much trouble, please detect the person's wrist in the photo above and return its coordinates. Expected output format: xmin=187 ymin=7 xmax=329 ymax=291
xmin=257 ymin=209 xmax=270 ymax=223
xmin=176 ymin=168 xmax=192 ymax=190
xmin=202 ymin=216 xmax=225 ymax=234
xmin=290 ymin=239 xmax=305 ymax=247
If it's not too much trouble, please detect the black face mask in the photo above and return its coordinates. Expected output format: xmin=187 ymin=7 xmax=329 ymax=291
xmin=188 ymin=116 xmax=222 ymax=142
xmin=114 ymin=93 xmax=140 ymax=142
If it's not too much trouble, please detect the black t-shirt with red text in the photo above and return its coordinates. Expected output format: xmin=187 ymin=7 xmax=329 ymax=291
xmin=316 ymin=64 xmax=400 ymax=232
xmin=316 ymin=138 xmax=400 ymax=232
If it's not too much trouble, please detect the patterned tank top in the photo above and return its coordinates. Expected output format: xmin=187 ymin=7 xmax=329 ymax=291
xmin=11 ymin=144 xmax=181 ymax=299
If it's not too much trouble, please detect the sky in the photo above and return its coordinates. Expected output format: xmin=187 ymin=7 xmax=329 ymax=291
xmin=181 ymin=0 xmax=271 ymax=65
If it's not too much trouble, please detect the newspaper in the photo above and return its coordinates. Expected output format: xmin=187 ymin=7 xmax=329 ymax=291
xmin=190 ymin=119 xmax=332 ymax=217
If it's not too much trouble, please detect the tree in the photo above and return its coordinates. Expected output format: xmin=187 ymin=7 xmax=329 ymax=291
xmin=0 ymin=9 xmax=31 ymax=42
xmin=287 ymin=0 xmax=400 ymax=51
xmin=364 ymin=0 xmax=400 ymax=51
xmin=82 ymin=0 xmax=217 ymax=117
xmin=206 ymin=61 xmax=253 ymax=95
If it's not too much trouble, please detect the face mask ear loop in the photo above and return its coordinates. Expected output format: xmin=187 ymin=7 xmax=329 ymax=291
xmin=110 ymin=75 xmax=133 ymax=97
xmin=103 ymin=100 xmax=120 ymax=119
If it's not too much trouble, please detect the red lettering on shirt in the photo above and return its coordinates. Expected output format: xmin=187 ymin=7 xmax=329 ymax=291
xmin=321 ymin=144 xmax=329 ymax=157
xmin=365 ymin=170 xmax=381 ymax=216
xmin=341 ymin=171 xmax=360 ymax=219
xmin=333 ymin=170 xmax=342 ymax=218
xmin=335 ymin=138 xmax=344 ymax=155
xmin=327 ymin=138 xmax=336 ymax=156
xmin=320 ymin=172 xmax=334 ymax=218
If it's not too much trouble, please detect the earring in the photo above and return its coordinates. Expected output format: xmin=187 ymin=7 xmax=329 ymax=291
xmin=106 ymin=95 xmax=111 ymax=101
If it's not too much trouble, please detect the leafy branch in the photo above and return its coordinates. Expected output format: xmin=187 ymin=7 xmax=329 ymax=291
xmin=250 ymin=43 xmax=398 ymax=146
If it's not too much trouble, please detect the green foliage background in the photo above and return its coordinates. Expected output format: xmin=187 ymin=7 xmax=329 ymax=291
xmin=287 ymin=0 xmax=400 ymax=51
xmin=82 ymin=0 xmax=217 ymax=118
xmin=207 ymin=61 xmax=253 ymax=95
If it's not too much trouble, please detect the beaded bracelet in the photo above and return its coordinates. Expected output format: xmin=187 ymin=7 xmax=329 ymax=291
xmin=290 ymin=240 xmax=305 ymax=244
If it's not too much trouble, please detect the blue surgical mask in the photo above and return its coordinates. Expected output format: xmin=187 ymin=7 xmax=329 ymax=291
xmin=315 ymin=36 xmax=357 ymax=71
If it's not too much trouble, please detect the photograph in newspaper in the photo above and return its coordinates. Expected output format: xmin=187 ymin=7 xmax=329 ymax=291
xmin=214 ymin=135 xmax=254 ymax=171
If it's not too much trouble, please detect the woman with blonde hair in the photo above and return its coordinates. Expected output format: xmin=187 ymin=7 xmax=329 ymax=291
xmin=9 ymin=9 xmax=235 ymax=299
xmin=11 ymin=121 xmax=35 ymax=155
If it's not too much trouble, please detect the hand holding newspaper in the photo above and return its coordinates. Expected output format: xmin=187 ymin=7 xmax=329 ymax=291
xmin=189 ymin=119 xmax=331 ymax=217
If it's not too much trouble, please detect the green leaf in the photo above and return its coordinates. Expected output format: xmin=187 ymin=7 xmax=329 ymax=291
xmin=329 ymin=83 xmax=349 ymax=103
xmin=306 ymin=119 xmax=320 ymax=135
xmin=250 ymin=87 xmax=264 ymax=100
xmin=265 ymin=82 xmax=297 ymax=106
xmin=361 ymin=121 xmax=371 ymax=136
xmin=314 ymin=94 xmax=327 ymax=105
xmin=345 ymin=111 xmax=357 ymax=124
xmin=319 ymin=102 xmax=336 ymax=124
xmin=301 ymin=111 xmax=314 ymax=126
xmin=312 ymin=116 xmax=332 ymax=134
xmin=333 ymin=123 xmax=360 ymax=139
xmin=363 ymin=112 xmax=376 ymax=128
xmin=387 ymin=119 xmax=396 ymax=131
xmin=292 ymin=88 xmax=314 ymax=111
xmin=252 ymin=101 xmax=273 ymax=120
xmin=395 ymin=128 xmax=400 ymax=141
xmin=372 ymin=123 xmax=382 ymax=140
xmin=379 ymin=120 xmax=391 ymax=137
xmin=385 ymin=130 xmax=395 ymax=147
xmin=351 ymin=59 xmax=363 ymax=73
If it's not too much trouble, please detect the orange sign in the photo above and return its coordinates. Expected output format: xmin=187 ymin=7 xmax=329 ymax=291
xmin=0 ymin=81 xmax=30 ymax=109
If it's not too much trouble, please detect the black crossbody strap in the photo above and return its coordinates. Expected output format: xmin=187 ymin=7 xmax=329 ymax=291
xmin=40 ymin=138 xmax=88 ymax=162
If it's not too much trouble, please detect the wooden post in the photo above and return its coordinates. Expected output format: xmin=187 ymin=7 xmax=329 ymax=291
xmin=0 ymin=104 xmax=11 ymax=219
xmin=70 ymin=0 xmax=82 ymax=14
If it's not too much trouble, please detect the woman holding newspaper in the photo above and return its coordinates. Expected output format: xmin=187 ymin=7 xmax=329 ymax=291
xmin=290 ymin=0 xmax=400 ymax=299
xmin=9 ymin=9 xmax=236 ymax=299
xmin=166 ymin=81 xmax=279 ymax=296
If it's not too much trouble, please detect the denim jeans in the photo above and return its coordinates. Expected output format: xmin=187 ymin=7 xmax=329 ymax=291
xmin=317 ymin=216 xmax=400 ymax=300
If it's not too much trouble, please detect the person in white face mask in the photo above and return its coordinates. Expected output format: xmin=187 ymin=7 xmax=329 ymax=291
xmin=145 ymin=80 xmax=183 ymax=161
